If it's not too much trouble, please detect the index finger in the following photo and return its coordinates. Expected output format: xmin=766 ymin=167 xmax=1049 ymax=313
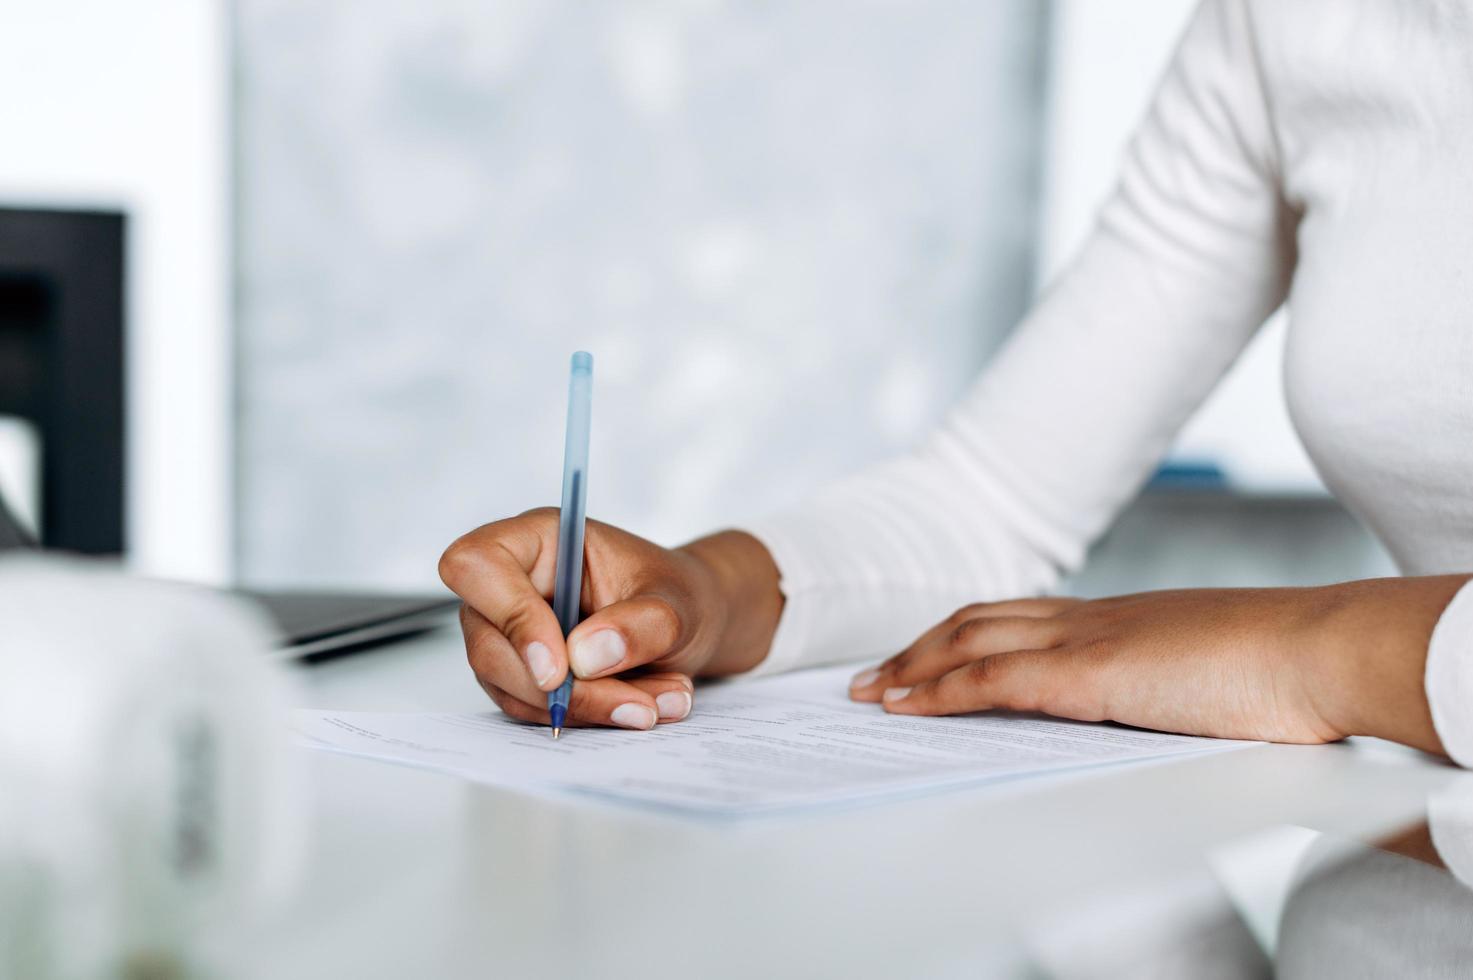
xmin=881 ymin=649 xmax=1068 ymax=717
xmin=439 ymin=513 xmax=568 ymax=691
xmin=850 ymin=615 xmax=1063 ymax=701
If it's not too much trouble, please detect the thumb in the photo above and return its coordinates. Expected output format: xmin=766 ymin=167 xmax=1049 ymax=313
xmin=566 ymin=594 xmax=683 ymax=679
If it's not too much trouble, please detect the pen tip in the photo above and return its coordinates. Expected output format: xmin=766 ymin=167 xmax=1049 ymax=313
xmin=552 ymin=727 xmax=562 ymax=740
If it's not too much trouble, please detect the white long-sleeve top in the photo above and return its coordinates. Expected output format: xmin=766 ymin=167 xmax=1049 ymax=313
xmin=744 ymin=0 xmax=1473 ymax=763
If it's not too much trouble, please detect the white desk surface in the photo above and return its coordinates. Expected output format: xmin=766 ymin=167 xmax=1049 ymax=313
xmin=261 ymin=620 xmax=1461 ymax=979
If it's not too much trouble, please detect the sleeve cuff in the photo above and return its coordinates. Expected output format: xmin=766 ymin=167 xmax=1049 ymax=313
xmin=738 ymin=516 xmax=978 ymax=678
xmin=1424 ymin=579 xmax=1473 ymax=768
xmin=739 ymin=516 xmax=831 ymax=677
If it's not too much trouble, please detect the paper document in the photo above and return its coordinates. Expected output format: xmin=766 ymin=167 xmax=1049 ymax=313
xmin=294 ymin=664 xmax=1253 ymax=816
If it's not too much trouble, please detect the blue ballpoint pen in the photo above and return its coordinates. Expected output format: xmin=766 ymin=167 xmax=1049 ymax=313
xmin=548 ymin=351 xmax=593 ymax=738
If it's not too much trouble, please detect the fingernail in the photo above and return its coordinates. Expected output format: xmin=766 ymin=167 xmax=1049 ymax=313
xmin=570 ymin=629 xmax=625 ymax=677
xmin=882 ymin=686 xmax=912 ymax=703
xmin=525 ymin=641 xmax=557 ymax=687
xmin=610 ymin=702 xmax=657 ymax=730
xmin=656 ymin=690 xmax=692 ymax=722
xmin=850 ymin=668 xmax=881 ymax=689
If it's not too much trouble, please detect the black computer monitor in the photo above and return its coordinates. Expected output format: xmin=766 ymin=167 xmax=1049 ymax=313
xmin=0 ymin=207 xmax=126 ymax=554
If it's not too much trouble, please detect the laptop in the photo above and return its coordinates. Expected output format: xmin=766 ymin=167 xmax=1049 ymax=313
xmin=0 ymin=490 xmax=458 ymax=660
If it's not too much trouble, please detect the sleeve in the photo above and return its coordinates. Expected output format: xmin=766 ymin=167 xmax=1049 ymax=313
xmin=1425 ymin=581 xmax=1473 ymax=768
xmin=743 ymin=0 xmax=1299 ymax=674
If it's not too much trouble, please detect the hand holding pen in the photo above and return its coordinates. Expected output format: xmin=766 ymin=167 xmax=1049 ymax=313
xmin=438 ymin=354 xmax=785 ymax=731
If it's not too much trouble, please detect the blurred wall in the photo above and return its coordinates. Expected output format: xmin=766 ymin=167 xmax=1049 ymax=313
xmin=234 ymin=1 xmax=1051 ymax=588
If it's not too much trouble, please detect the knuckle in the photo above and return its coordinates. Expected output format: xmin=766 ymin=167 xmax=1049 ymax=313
xmin=947 ymin=604 xmax=982 ymax=625
xmin=438 ymin=537 xmax=486 ymax=588
xmin=464 ymin=623 xmax=496 ymax=667
xmin=949 ymin=617 xmax=995 ymax=649
xmin=965 ymin=653 xmax=1009 ymax=686
xmin=1042 ymin=619 xmax=1073 ymax=647
xmin=964 ymin=654 xmax=1031 ymax=709
xmin=519 ymin=506 xmax=559 ymax=525
xmin=959 ymin=656 xmax=992 ymax=687
xmin=499 ymin=592 xmax=544 ymax=640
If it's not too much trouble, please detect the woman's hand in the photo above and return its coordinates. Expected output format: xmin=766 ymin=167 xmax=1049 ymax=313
xmin=849 ymin=576 xmax=1472 ymax=752
xmin=439 ymin=511 xmax=781 ymax=730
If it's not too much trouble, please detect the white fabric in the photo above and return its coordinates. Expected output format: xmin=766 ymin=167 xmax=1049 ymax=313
xmin=742 ymin=0 xmax=1473 ymax=760
xmin=1428 ymin=585 xmax=1473 ymax=768
xmin=1428 ymin=775 xmax=1473 ymax=890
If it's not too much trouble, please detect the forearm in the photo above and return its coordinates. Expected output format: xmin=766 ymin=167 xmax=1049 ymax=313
xmin=1315 ymin=574 xmax=1473 ymax=755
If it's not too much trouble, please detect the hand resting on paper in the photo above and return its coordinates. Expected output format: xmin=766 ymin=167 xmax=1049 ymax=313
xmin=439 ymin=511 xmax=782 ymax=730
xmin=849 ymin=577 xmax=1472 ymax=754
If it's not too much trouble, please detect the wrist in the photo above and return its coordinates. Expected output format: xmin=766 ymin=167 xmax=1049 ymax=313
xmin=1312 ymin=575 xmax=1471 ymax=753
xmin=677 ymin=531 xmax=784 ymax=676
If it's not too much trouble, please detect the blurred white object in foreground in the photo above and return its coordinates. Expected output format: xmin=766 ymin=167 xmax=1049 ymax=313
xmin=0 ymin=556 xmax=299 ymax=979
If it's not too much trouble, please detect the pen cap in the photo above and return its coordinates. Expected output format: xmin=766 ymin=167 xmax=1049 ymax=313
xmin=561 ymin=353 xmax=593 ymax=474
